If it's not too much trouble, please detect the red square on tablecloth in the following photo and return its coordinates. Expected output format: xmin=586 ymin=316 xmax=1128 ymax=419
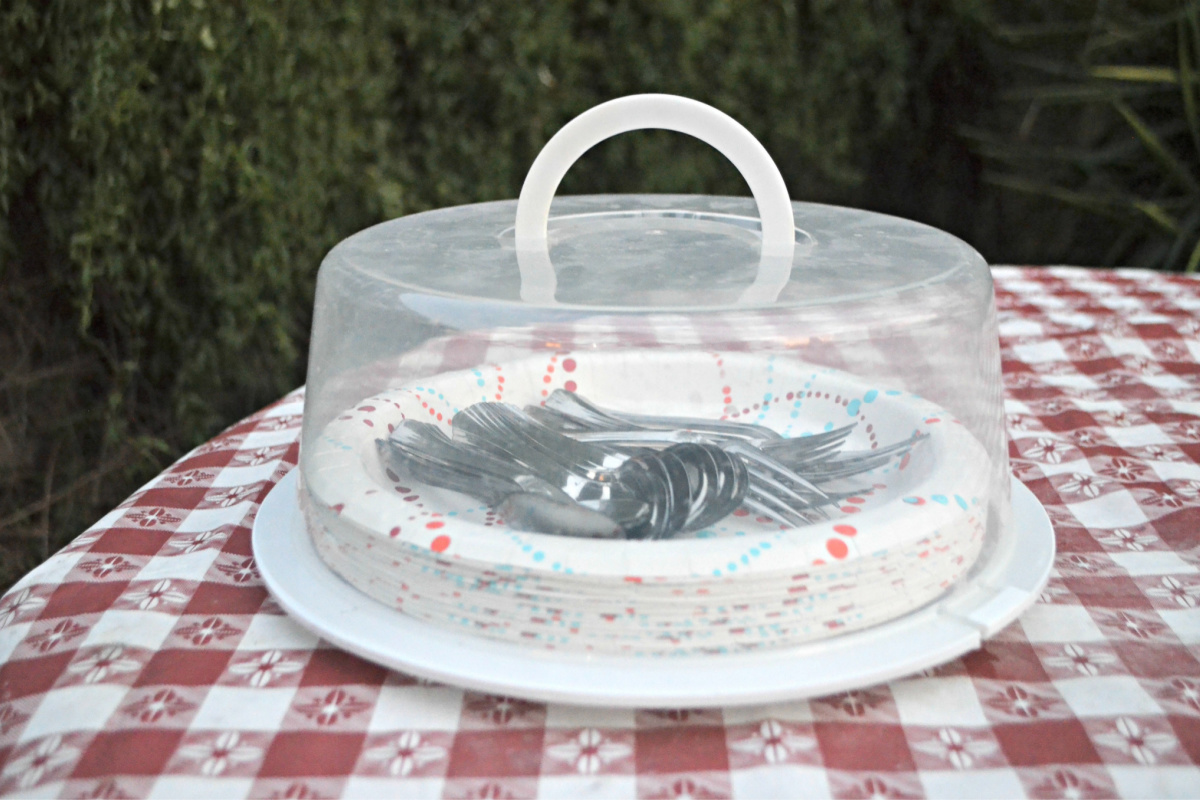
xmin=184 ymin=583 xmax=266 ymax=615
xmin=132 ymin=486 xmax=210 ymax=510
xmin=135 ymin=648 xmax=233 ymax=687
xmin=39 ymin=582 xmax=130 ymax=619
xmin=1114 ymin=642 xmax=1200 ymax=679
xmin=1064 ymin=575 xmax=1154 ymax=610
xmin=993 ymin=720 xmax=1101 ymax=766
xmin=89 ymin=528 xmax=170 ymax=557
xmin=813 ymin=722 xmax=914 ymax=771
xmin=1169 ymin=715 xmax=1200 ymax=764
xmin=260 ymin=731 xmax=367 ymax=776
xmin=0 ymin=651 xmax=74 ymax=699
xmin=446 ymin=729 xmax=546 ymax=777
xmin=173 ymin=449 xmax=239 ymax=473
xmin=221 ymin=525 xmax=254 ymax=556
xmin=964 ymin=641 xmax=1050 ymax=682
xmin=635 ymin=725 xmax=729 ymax=774
xmin=299 ymin=648 xmax=389 ymax=687
xmin=72 ymin=729 xmax=183 ymax=776
xmin=1152 ymin=506 xmax=1200 ymax=550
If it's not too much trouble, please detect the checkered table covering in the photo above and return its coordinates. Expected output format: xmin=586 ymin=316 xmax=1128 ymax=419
xmin=1 ymin=266 xmax=1199 ymax=799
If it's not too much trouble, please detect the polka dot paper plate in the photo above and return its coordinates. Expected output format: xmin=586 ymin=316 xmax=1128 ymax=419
xmin=303 ymin=350 xmax=993 ymax=581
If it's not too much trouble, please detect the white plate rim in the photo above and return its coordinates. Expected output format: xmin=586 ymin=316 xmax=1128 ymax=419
xmin=253 ymin=469 xmax=1053 ymax=708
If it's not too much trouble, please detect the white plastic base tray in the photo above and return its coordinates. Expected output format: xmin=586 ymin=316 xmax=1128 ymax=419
xmin=253 ymin=469 xmax=1053 ymax=708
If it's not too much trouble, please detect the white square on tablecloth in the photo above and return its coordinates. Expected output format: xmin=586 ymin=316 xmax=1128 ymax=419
xmin=1109 ymin=551 xmax=1199 ymax=577
xmin=147 ymin=777 xmax=254 ymax=799
xmin=730 ymin=765 xmax=831 ymax=800
xmin=83 ymin=610 xmax=175 ymax=650
xmin=12 ymin=552 xmax=84 ymax=593
xmin=1064 ymin=492 xmax=1150 ymax=529
xmin=1040 ymin=373 xmax=1099 ymax=390
xmin=1003 ymin=398 xmax=1033 ymax=415
xmin=174 ymin=506 xmax=252 ymax=534
xmin=1147 ymin=460 xmax=1200 ymax=482
xmin=1170 ymin=400 xmax=1200 ymax=418
xmin=1159 ymin=608 xmax=1200 ymax=644
xmin=1108 ymin=765 xmax=1200 ymax=799
xmin=1098 ymin=296 xmax=1147 ymax=312
xmin=237 ymin=613 xmax=319 ymax=651
xmin=367 ymin=685 xmax=465 ymax=732
xmin=1036 ymin=458 xmax=1094 ymax=478
xmin=537 ymin=775 xmax=638 ymax=800
xmin=1071 ymin=398 xmax=1128 ymax=414
xmin=19 ymin=684 xmax=128 ymax=742
xmin=919 ymin=768 xmax=1024 ymax=799
xmin=721 ymin=699 xmax=815 ymax=725
xmin=1 ymin=780 xmax=64 ymax=799
xmin=998 ymin=318 xmax=1044 ymax=336
xmin=0 ymin=622 xmax=31 ymax=663
xmin=1143 ymin=373 xmax=1191 ymax=391
xmin=890 ymin=676 xmax=988 ymax=727
xmin=209 ymin=462 xmax=280 ymax=488
xmin=1012 ymin=341 xmax=1067 ymax=364
xmin=1101 ymin=337 xmax=1153 ymax=358
xmin=341 ymin=777 xmax=445 ymax=799
xmin=1045 ymin=311 xmax=1097 ymax=330
xmin=544 ymin=704 xmax=636 ymax=729
xmin=1019 ymin=604 xmax=1108 ymax=643
xmin=1055 ymin=676 xmax=1163 ymax=717
xmin=238 ymin=429 xmax=299 ymax=450
xmin=190 ymin=686 xmax=294 ymax=731
xmin=134 ymin=548 xmax=221 ymax=582
xmin=1103 ymin=425 xmax=1174 ymax=448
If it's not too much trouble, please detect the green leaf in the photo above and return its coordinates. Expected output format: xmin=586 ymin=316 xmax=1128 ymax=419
xmin=1131 ymin=200 xmax=1181 ymax=235
xmin=982 ymin=172 xmax=1123 ymax=217
xmin=1089 ymin=65 xmax=1180 ymax=84
xmin=1187 ymin=236 xmax=1200 ymax=273
xmin=1112 ymin=99 xmax=1200 ymax=193
xmin=1183 ymin=11 xmax=1200 ymax=159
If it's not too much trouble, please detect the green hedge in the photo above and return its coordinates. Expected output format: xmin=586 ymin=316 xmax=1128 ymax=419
xmin=1 ymin=0 xmax=397 ymax=581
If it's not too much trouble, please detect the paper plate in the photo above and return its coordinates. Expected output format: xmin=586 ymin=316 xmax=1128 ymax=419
xmin=254 ymin=470 xmax=1053 ymax=707
xmin=304 ymin=350 xmax=993 ymax=580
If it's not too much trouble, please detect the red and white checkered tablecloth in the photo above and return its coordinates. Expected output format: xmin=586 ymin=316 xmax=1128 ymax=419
xmin=1 ymin=266 xmax=1199 ymax=799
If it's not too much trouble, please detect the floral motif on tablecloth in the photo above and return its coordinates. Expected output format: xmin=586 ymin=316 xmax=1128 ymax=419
xmin=543 ymin=728 xmax=634 ymax=774
xmin=122 ymin=688 xmax=198 ymax=724
xmin=360 ymin=731 xmax=449 ymax=777
xmin=174 ymin=731 xmax=265 ymax=777
xmin=727 ymin=719 xmax=817 ymax=766
xmin=1 ymin=735 xmax=81 ymax=791
xmin=909 ymin=727 xmax=1003 ymax=770
xmin=225 ymin=650 xmax=306 ymax=687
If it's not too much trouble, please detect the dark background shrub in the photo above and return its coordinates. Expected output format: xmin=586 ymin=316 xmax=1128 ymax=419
xmin=0 ymin=0 xmax=1193 ymax=589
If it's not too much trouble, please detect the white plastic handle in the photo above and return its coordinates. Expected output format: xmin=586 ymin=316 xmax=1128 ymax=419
xmin=514 ymin=94 xmax=796 ymax=305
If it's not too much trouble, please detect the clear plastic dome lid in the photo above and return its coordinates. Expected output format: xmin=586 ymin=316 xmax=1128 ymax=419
xmin=298 ymin=95 xmax=1010 ymax=656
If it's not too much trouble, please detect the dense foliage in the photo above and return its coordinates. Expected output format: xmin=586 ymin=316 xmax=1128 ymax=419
xmin=0 ymin=0 xmax=1192 ymax=587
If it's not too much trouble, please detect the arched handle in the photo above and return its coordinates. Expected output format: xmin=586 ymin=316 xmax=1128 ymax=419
xmin=514 ymin=94 xmax=796 ymax=306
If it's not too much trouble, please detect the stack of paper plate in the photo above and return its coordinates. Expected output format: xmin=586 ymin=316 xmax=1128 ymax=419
xmin=301 ymin=350 xmax=991 ymax=656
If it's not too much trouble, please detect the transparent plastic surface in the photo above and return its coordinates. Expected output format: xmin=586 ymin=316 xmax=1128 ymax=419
xmin=298 ymin=195 xmax=1009 ymax=655
xmin=297 ymin=95 xmax=1008 ymax=657
xmin=303 ymin=194 xmax=1005 ymax=502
